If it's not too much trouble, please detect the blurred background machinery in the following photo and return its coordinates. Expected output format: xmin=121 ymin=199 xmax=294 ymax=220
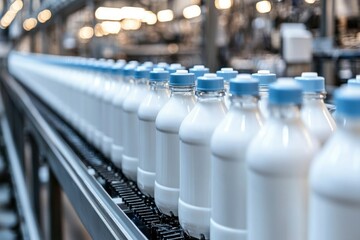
xmin=0 ymin=0 xmax=359 ymax=85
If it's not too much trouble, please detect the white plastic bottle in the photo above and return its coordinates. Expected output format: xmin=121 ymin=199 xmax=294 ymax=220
xmin=122 ymin=66 xmax=150 ymax=181
xmin=295 ymin=72 xmax=336 ymax=145
xmin=309 ymin=86 xmax=360 ymax=240
xmin=179 ymin=73 xmax=227 ymax=239
xmin=189 ymin=65 xmax=209 ymax=78
xmin=110 ymin=64 xmax=135 ymax=168
xmin=210 ymin=76 xmax=264 ymax=240
xmin=155 ymin=70 xmax=196 ymax=216
xmin=100 ymin=61 xmax=119 ymax=157
xmin=216 ymin=68 xmax=238 ymax=108
xmin=137 ymin=68 xmax=170 ymax=196
xmin=251 ymin=70 xmax=276 ymax=118
xmin=246 ymin=81 xmax=319 ymax=240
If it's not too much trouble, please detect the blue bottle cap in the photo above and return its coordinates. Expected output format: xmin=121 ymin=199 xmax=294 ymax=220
xmin=252 ymin=70 xmax=276 ymax=86
xmin=334 ymin=86 xmax=360 ymax=117
xmin=197 ymin=73 xmax=224 ymax=91
xmin=149 ymin=68 xmax=170 ymax=82
xmin=123 ymin=64 xmax=136 ymax=77
xmin=216 ymin=68 xmax=238 ymax=81
xmin=347 ymin=75 xmax=360 ymax=87
xmin=229 ymin=75 xmax=259 ymax=96
xmin=112 ymin=61 xmax=126 ymax=75
xmin=269 ymin=80 xmax=302 ymax=105
xmin=189 ymin=65 xmax=210 ymax=78
xmin=295 ymin=72 xmax=325 ymax=93
xmin=134 ymin=66 xmax=150 ymax=79
xmin=167 ymin=63 xmax=185 ymax=73
xmin=169 ymin=70 xmax=195 ymax=86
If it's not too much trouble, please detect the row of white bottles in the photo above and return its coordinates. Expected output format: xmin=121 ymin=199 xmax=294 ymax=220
xmin=10 ymin=52 xmax=360 ymax=240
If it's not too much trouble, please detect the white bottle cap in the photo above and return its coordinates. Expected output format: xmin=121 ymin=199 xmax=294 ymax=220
xmin=258 ymin=70 xmax=270 ymax=74
xmin=203 ymin=73 xmax=217 ymax=78
xmin=301 ymin=72 xmax=318 ymax=77
xmin=176 ymin=70 xmax=188 ymax=74
xmin=221 ymin=68 xmax=234 ymax=71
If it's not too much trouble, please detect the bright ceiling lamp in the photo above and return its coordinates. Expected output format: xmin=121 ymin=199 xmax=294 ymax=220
xmin=95 ymin=6 xmax=145 ymax=21
xmin=142 ymin=11 xmax=157 ymax=25
xmin=38 ymin=9 xmax=52 ymax=23
xmin=305 ymin=0 xmax=316 ymax=3
xmin=256 ymin=0 xmax=272 ymax=13
xmin=95 ymin=7 xmax=122 ymax=21
xmin=157 ymin=9 xmax=174 ymax=22
xmin=23 ymin=18 xmax=37 ymax=31
xmin=215 ymin=0 xmax=233 ymax=10
xmin=121 ymin=19 xmax=141 ymax=30
xmin=120 ymin=7 xmax=145 ymax=20
xmin=183 ymin=5 xmax=201 ymax=19
xmin=101 ymin=21 xmax=121 ymax=34
xmin=10 ymin=0 xmax=23 ymax=12
xmin=78 ymin=26 xmax=94 ymax=40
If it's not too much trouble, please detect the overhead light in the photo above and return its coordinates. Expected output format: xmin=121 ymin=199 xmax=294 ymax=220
xmin=78 ymin=26 xmax=94 ymax=40
xmin=142 ymin=11 xmax=157 ymax=25
xmin=256 ymin=0 xmax=272 ymax=13
xmin=101 ymin=21 xmax=121 ymax=34
xmin=95 ymin=7 xmax=122 ymax=21
xmin=121 ymin=19 xmax=141 ymax=30
xmin=95 ymin=6 xmax=145 ymax=21
xmin=10 ymin=0 xmax=23 ymax=13
xmin=120 ymin=7 xmax=145 ymax=20
xmin=23 ymin=18 xmax=37 ymax=31
xmin=38 ymin=9 xmax=52 ymax=23
xmin=94 ymin=23 xmax=105 ymax=37
xmin=215 ymin=0 xmax=233 ymax=10
xmin=183 ymin=5 xmax=201 ymax=19
xmin=157 ymin=9 xmax=174 ymax=23
xmin=1 ymin=11 xmax=16 ymax=28
xmin=305 ymin=0 xmax=316 ymax=3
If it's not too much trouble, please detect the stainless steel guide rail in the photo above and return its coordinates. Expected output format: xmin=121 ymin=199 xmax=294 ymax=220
xmin=1 ymin=72 xmax=148 ymax=240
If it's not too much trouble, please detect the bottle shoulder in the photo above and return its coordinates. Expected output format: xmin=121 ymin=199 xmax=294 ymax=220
xmin=211 ymin=110 xmax=264 ymax=159
xmin=122 ymin=87 xmax=148 ymax=111
xmin=179 ymin=101 xmax=227 ymax=144
xmin=246 ymin=119 xmax=319 ymax=177
xmin=156 ymin=96 xmax=196 ymax=133
xmin=310 ymin=131 xmax=360 ymax=203
xmin=138 ymin=92 xmax=170 ymax=121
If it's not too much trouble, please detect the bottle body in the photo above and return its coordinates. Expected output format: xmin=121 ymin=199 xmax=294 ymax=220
xmin=246 ymin=105 xmax=319 ymax=240
xmin=210 ymin=97 xmax=263 ymax=240
xmin=137 ymin=83 xmax=170 ymax=196
xmin=155 ymin=91 xmax=196 ymax=215
xmin=309 ymin=119 xmax=360 ymax=240
xmin=110 ymin=81 xmax=131 ymax=168
xmin=179 ymin=96 xmax=227 ymax=239
xmin=122 ymin=82 xmax=148 ymax=180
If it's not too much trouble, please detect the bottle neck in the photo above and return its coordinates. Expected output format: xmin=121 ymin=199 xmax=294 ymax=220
xmin=229 ymin=95 xmax=259 ymax=110
xmin=150 ymin=81 xmax=168 ymax=91
xmin=134 ymin=77 xmax=148 ymax=86
xmin=303 ymin=92 xmax=326 ymax=102
xmin=268 ymin=104 xmax=302 ymax=121
xmin=196 ymin=90 xmax=226 ymax=102
xmin=170 ymin=85 xmax=195 ymax=97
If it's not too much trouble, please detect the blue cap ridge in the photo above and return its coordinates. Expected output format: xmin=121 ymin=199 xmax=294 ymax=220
xmin=295 ymin=72 xmax=325 ymax=93
xmin=334 ymin=86 xmax=360 ymax=117
xmin=169 ymin=70 xmax=195 ymax=86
